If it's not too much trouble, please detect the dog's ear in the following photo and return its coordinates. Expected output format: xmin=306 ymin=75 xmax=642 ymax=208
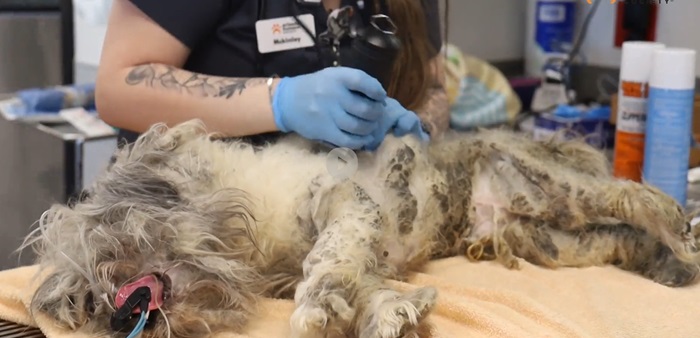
xmin=30 ymin=271 xmax=94 ymax=330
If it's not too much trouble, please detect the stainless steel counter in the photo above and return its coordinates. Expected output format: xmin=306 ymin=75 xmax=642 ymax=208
xmin=0 ymin=112 xmax=116 ymax=269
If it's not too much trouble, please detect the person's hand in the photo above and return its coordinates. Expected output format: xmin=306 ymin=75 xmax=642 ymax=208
xmin=272 ymin=67 xmax=388 ymax=149
xmin=363 ymin=98 xmax=430 ymax=151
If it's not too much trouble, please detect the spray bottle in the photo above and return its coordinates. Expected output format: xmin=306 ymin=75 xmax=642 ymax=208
xmin=643 ymin=48 xmax=697 ymax=205
xmin=612 ymin=41 xmax=665 ymax=182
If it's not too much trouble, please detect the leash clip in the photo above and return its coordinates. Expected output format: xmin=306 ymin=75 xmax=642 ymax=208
xmin=110 ymin=286 xmax=151 ymax=332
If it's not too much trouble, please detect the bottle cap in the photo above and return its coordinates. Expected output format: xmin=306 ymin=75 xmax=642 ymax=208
xmin=649 ymin=48 xmax=697 ymax=90
xmin=619 ymin=41 xmax=665 ymax=83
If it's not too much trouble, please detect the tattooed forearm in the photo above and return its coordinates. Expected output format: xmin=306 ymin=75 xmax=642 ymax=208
xmin=125 ymin=64 xmax=267 ymax=99
xmin=416 ymin=84 xmax=450 ymax=137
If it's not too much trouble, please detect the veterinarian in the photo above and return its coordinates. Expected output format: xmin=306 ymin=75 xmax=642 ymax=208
xmin=95 ymin=0 xmax=449 ymax=150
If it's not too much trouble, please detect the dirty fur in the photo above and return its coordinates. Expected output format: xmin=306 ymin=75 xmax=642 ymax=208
xmin=21 ymin=120 xmax=700 ymax=338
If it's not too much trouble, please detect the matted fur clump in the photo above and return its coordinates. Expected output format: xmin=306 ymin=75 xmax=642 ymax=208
xmin=22 ymin=120 xmax=700 ymax=338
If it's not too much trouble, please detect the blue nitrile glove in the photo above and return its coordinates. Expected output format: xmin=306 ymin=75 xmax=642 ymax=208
xmin=363 ymin=97 xmax=430 ymax=151
xmin=272 ymin=67 xmax=388 ymax=149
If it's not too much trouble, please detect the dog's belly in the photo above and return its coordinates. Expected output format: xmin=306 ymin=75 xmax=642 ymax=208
xmin=351 ymin=141 xmax=444 ymax=272
xmin=203 ymin=135 xmax=445 ymax=278
xmin=179 ymin=138 xmax=328 ymax=269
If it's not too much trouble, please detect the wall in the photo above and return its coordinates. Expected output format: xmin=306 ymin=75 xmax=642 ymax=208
xmin=442 ymin=0 xmax=526 ymax=62
xmin=569 ymin=0 xmax=700 ymax=76
xmin=74 ymin=14 xmax=106 ymax=84
xmin=74 ymin=14 xmax=107 ymax=71
xmin=72 ymin=0 xmax=110 ymax=84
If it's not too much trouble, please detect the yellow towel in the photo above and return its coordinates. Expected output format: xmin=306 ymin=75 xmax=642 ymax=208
xmin=0 ymin=257 xmax=698 ymax=338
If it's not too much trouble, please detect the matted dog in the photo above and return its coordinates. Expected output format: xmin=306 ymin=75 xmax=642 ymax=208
xmin=22 ymin=120 xmax=700 ymax=338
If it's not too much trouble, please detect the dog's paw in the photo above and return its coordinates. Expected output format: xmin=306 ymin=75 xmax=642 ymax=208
xmin=289 ymin=294 xmax=355 ymax=338
xmin=644 ymin=245 xmax=700 ymax=287
xmin=359 ymin=286 xmax=437 ymax=338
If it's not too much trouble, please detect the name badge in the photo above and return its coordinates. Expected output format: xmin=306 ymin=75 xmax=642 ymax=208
xmin=256 ymin=14 xmax=316 ymax=54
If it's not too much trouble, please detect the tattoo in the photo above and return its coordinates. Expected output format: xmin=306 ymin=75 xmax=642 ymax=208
xmin=125 ymin=64 xmax=266 ymax=99
xmin=416 ymin=85 xmax=450 ymax=137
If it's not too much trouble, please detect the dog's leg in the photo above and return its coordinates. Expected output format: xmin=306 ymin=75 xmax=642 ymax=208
xmin=487 ymin=148 xmax=697 ymax=265
xmin=290 ymin=181 xmax=435 ymax=338
xmin=354 ymin=276 xmax=437 ymax=338
xmin=509 ymin=178 xmax=695 ymax=264
xmin=540 ymin=138 xmax=613 ymax=179
xmin=498 ymin=147 xmax=687 ymax=233
xmin=502 ymin=217 xmax=700 ymax=287
xmin=351 ymin=144 xmax=438 ymax=338
xmin=289 ymin=181 xmax=382 ymax=338
xmin=464 ymin=145 xmax=699 ymax=284
xmin=437 ymin=144 xmax=699 ymax=286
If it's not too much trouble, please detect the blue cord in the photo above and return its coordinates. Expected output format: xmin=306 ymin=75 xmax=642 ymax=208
xmin=126 ymin=310 xmax=149 ymax=338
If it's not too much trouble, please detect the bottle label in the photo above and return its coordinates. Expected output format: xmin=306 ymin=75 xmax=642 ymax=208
xmin=613 ymin=81 xmax=649 ymax=182
xmin=617 ymin=96 xmax=648 ymax=133
xmin=642 ymin=87 xmax=695 ymax=206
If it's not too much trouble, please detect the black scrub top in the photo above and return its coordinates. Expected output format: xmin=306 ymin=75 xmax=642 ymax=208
xmin=117 ymin=0 xmax=443 ymax=146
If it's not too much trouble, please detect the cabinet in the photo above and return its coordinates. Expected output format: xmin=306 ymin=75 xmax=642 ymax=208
xmin=0 ymin=103 xmax=116 ymax=269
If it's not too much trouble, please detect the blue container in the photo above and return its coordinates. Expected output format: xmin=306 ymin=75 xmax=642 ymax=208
xmin=642 ymin=48 xmax=696 ymax=206
xmin=535 ymin=0 xmax=577 ymax=53
xmin=533 ymin=104 xmax=615 ymax=150
xmin=643 ymin=88 xmax=695 ymax=205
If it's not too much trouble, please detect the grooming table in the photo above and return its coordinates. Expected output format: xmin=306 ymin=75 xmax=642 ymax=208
xmin=0 ymin=258 xmax=698 ymax=338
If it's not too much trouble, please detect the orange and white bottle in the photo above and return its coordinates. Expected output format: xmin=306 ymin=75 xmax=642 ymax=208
xmin=613 ymin=41 xmax=665 ymax=182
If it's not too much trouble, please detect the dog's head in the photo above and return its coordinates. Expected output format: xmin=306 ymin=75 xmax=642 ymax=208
xmin=23 ymin=160 xmax=260 ymax=337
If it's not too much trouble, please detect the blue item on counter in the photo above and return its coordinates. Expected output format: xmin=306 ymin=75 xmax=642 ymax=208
xmin=16 ymin=83 xmax=96 ymax=114
xmin=532 ymin=104 xmax=615 ymax=149
xmin=535 ymin=0 xmax=576 ymax=53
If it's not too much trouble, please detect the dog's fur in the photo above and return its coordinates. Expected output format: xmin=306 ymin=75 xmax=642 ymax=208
xmin=21 ymin=120 xmax=700 ymax=338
